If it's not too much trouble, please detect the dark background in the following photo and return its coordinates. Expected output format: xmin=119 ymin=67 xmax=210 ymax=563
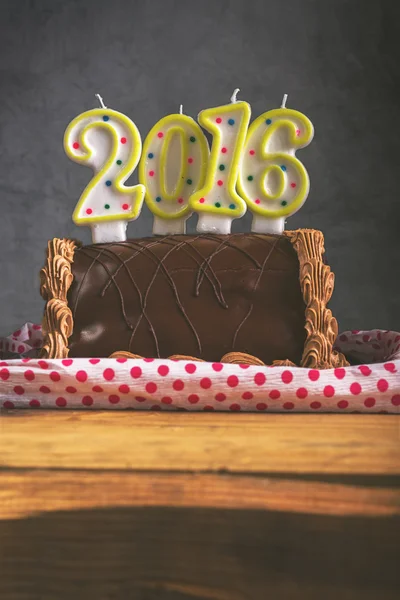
xmin=0 ymin=0 xmax=399 ymax=337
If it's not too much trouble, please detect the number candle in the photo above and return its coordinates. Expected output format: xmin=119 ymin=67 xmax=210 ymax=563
xmin=189 ymin=89 xmax=251 ymax=234
xmin=64 ymin=94 xmax=145 ymax=244
xmin=237 ymin=95 xmax=314 ymax=234
xmin=139 ymin=106 xmax=209 ymax=235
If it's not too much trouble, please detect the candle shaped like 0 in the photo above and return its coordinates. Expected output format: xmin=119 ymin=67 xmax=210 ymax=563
xmin=189 ymin=90 xmax=251 ymax=234
xmin=64 ymin=100 xmax=145 ymax=244
xmin=237 ymin=97 xmax=314 ymax=234
xmin=139 ymin=109 xmax=209 ymax=235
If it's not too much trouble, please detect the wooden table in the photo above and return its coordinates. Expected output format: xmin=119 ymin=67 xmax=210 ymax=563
xmin=1 ymin=411 xmax=399 ymax=599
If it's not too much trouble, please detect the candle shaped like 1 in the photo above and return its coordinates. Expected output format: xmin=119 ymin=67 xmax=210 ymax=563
xmin=189 ymin=90 xmax=251 ymax=234
xmin=237 ymin=96 xmax=314 ymax=234
xmin=139 ymin=108 xmax=209 ymax=235
xmin=64 ymin=96 xmax=145 ymax=244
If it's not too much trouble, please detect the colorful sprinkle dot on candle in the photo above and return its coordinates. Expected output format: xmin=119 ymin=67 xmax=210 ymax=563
xmin=122 ymin=204 xmax=129 ymax=210
xmin=116 ymin=159 xmax=122 ymax=165
xmin=216 ymin=117 xmax=222 ymax=124
xmin=255 ymin=199 xmax=260 ymax=204
xmin=188 ymin=157 xmax=193 ymax=164
xmin=290 ymin=182 xmax=297 ymax=188
xmin=199 ymin=197 xmax=205 ymax=203
xmin=177 ymin=197 xmax=184 ymax=204
xmin=219 ymin=164 xmax=225 ymax=171
xmin=217 ymin=180 xmax=223 ymax=186
xmin=280 ymin=165 xmax=287 ymax=171
xmin=86 ymin=208 xmax=93 ymax=215
xmin=72 ymin=142 xmax=80 ymax=149
xmin=221 ymin=147 xmax=227 ymax=153
xmin=157 ymin=132 xmax=164 ymax=138
xmin=249 ymin=149 xmax=255 ymax=155
xmin=229 ymin=204 xmax=235 ymax=209
xmin=149 ymin=170 xmax=155 ymax=177
xmin=105 ymin=180 xmax=112 ymax=186
xmin=228 ymin=118 xmax=235 ymax=125
xmin=156 ymin=196 xmax=162 ymax=202
xmin=296 ymin=129 xmax=301 ymax=136
xmin=103 ymin=116 xmax=109 ymax=122
xmin=247 ymin=175 xmax=253 ymax=181
xmin=190 ymin=136 xmax=196 ymax=142
xmin=281 ymin=200 xmax=287 ymax=206
xmin=266 ymin=119 xmax=272 ymax=125
xmin=121 ymin=137 xmax=127 ymax=144
xmin=104 ymin=204 xmax=110 ymax=209
xmin=186 ymin=178 xmax=192 ymax=184
xmin=215 ymin=202 xmax=221 ymax=208
xmin=148 ymin=152 xmax=154 ymax=159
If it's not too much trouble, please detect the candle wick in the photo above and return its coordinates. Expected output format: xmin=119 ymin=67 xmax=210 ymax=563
xmin=281 ymin=93 xmax=288 ymax=108
xmin=230 ymin=88 xmax=240 ymax=103
xmin=95 ymin=93 xmax=107 ymax=109
xmin=179 ymin=104 xmax=183 ymax=115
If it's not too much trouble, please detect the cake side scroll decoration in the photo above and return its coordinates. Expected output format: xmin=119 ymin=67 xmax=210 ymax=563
xmin=39 ymin=238 xmax=78 ymax=359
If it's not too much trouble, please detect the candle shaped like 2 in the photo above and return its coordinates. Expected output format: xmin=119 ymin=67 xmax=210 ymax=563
xmin=64 ymin=104 xmax=145 ymax=243
xmin=139 ymin=110 xmax=209 ymax=235
xmin=189 ymin=90 xmax=251 ymax=234
xmin=238 ymin=101 xmax=314 ymax=234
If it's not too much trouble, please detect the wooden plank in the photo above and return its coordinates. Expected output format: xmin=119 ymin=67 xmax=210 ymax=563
xmin=1 ymin=411 xmax=399 ymax=475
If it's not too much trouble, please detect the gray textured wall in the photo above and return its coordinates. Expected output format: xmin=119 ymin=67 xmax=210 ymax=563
xmin=0 ymin=0 xmax=399 ymax=337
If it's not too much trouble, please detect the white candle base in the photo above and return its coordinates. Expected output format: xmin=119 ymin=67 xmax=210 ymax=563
xmin=153 ymin=216 xmax=186 ymax=236
xmin=251 ymin=215 xmax=285 ymax=235
xmin=196 ymin=213 xmax=232 ymax=235
xmin=91 ymin=220 xmax=128 ymax=244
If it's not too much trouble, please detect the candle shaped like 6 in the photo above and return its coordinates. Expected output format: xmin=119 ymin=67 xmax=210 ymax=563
xmin=189 ymin=91 xmax=251 ymax=234
xmin=139 ymin=112 xmax=209 ymax=235
xmin=64 ymin=107 xmax=145 ymax=244
xmin=238 ymin=104 xmax=314 ymax=234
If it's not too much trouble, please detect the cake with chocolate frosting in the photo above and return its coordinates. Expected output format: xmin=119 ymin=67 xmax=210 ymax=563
xmin=40 ymin=229 xmax=348 ymax=368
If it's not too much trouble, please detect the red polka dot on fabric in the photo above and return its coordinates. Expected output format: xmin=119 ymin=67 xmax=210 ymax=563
xmin=143 ymin=358 xmax=154 ymax=363
xmin=116 ymin=357 xmax=127 ymax=363
xmin=256 ymin=402 xmax=267 ymax=411
xmin=157 ymin=365 xmax=170 ymax=376
xmin=118 ymin=384 xmax=130 ymax=394
xmin=269 ymin=389 xmax=281 ymax=400
xmin=230 ymin=403 xmax=241 ymax=411
xmin=391 ymin=394 xmax=400 ymax=406
xmin=338 ymin=400 xmax=349 ymax=409
xmin=334 ymin=368 xmax=346 ymax=380
xmin=3 ymin=400 xmax=15 ymax=408
xmin=310 ymin=401 xmax=321 ymax=410
xmin=358 ymin=365 xmax=372 ymax=376
xmin=215 ymin=393 xmax=226 ymax=402
xmin=92 ymin=385 xmax=103 ymax=393
xmin=242 ymin=391 xmax=253 ymax=400
xmin=296 ymin=387 xmax=308 ymax=399
xmin=185 ymin=363 xmax=197 ymax=374
xmin=103 ymin=368 xmax=115 ymax=381
xmin=66 ymin=386 xmax=77 ymax=394
xmin=146 ymin=382 xmax=158 ymax=394
xmin=350 ymin=382 xmax=362 ymax=395
xmin=108 ymin=395 xmax=120 ymax=404
xmin=239 ymin=364 xmax=250 ymax=369
xmin=212 ymin=363 xmax=223 ymax=372
xmin=135 ymin=396 xmax=146 ymax=403
xmin=188 ymin=394 xmax=199 ymax=404
xmin=62 ymin=359 xmax=73 ymax=366
xmin=82 ymin=396 xmax=93 ymax=406
xmin=76 ymin=370 xmax=88 ymax=383
xmin=254 ymin=372 xmax=266 ymax=386
xmin=29 ymin=399 xmax=41 ymax=408
xmin=377 ymin=379 xmax=389 ymax=393
xmin=89 ymin=359 xmax=100 ymax=365
xmin=17 ymin=345 xmax=25 ymax=353
xmin=39 ymin=386 xmax=51 ymax=394
xmin=200 ymin=377 xmax=212 ymax=389
xmin=38 ymin=360 xmax=49 ymax=369
xmin=56 ymin=397 xmax=67 ymax=407
xmin=281 ymin=370 xmax=293 ymax=384
xmin=364 ymin=397 xmax=376 ymax=408
xmin=24 ymin=370 xmax=35 ymax=381
xmin=50 ymin=371 xmax=61 ymax=382
xmin=308 ymin=369 xmax=320 ymax=381
xmin=161 ymin=396 xmax=172 ymax=405
xmin=384 ymin=363 xmax=396 ymax=373
xmin=14 ymin=386 xmax=25 ymax=395
xmin=130 ymin=366 xmax=142 ymax=379
xmin=0 ymin=368 xmax=9 ymax=381
xmin=323 ymin=385 xmax=335 ymax=398
xmin=203 ymin=405 xmax=214 ymax=411
xmin=339 ymin=334 xmax=348 ymax=342
xmin=227 ymin=375 xmax=239 ymax=388
xmin=362 ymin=334 xmax=370 ymax=342
xmin=283 ymin=402 xmax=294 ymax=410
xmin=173 ymin=379 xmax=184 ymax=391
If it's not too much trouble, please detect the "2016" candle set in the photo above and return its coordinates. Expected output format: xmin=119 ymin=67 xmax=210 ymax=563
xmin=64 ymin=91 xmax=314 ymax=244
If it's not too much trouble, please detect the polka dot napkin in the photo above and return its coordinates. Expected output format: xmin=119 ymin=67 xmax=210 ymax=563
xmin=0 ymin=325 xmax=399 ymax=412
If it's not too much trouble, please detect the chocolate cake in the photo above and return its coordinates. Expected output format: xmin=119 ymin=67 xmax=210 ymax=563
xmin=40 ymin=229 xmax=348 ymax=368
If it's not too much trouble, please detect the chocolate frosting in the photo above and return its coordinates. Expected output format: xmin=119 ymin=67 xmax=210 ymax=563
xmin=66 ymin=233 xmax=308 ymax=363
